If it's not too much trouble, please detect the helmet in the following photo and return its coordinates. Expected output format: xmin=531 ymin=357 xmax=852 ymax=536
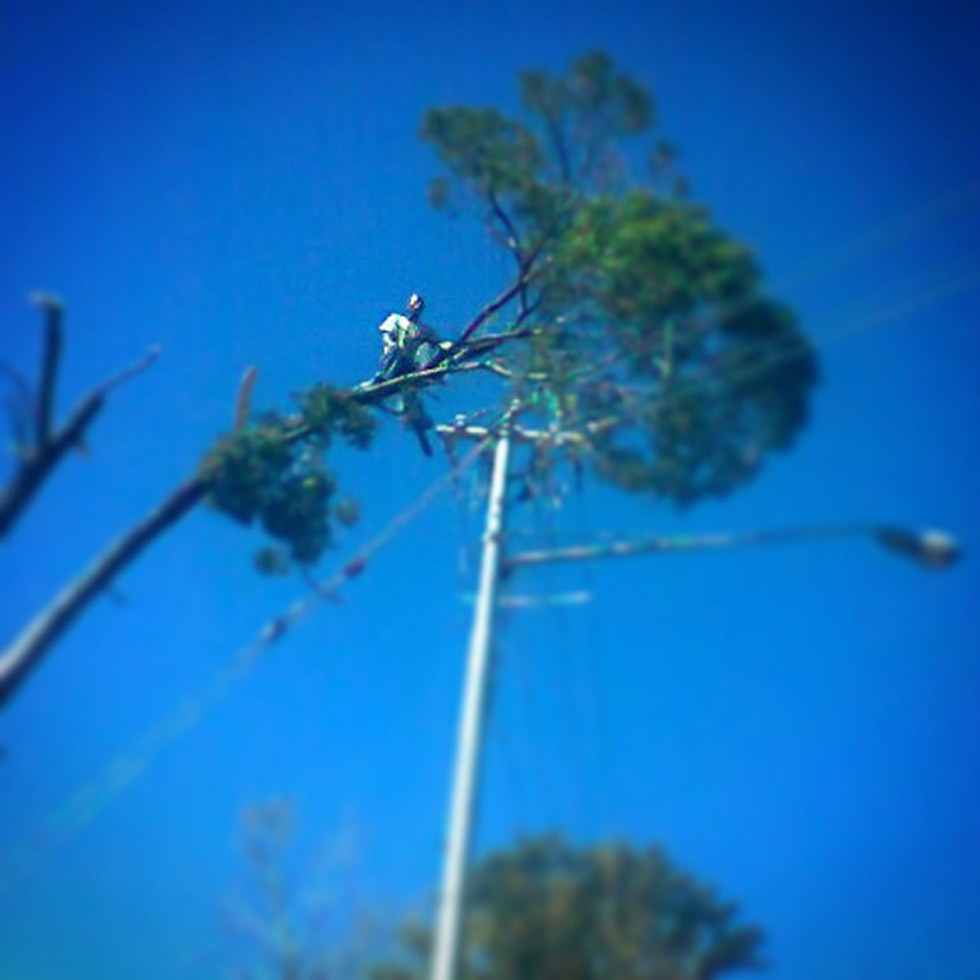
xmin=407 ymin=293 xmax=425 ymax=318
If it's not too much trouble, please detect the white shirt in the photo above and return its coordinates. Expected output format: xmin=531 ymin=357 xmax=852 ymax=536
xmin=377 ymin=312 xmax=416 ymax=354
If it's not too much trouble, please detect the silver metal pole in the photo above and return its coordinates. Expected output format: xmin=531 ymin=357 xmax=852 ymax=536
xmin=505 ymin=523 xmax=877 ymax=570
xmin=430 ymin=428 xmax=511 ymax=980
xmin=504 ymin=523 xmax=961 ymax=571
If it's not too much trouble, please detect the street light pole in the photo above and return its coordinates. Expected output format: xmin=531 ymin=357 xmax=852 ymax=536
xmin=504 ymin=523 xmax=961 ymax=572
xmin=430 ymin=427 xmax=512 ymax=980
xmin=428 ymin=411 xmax=958 ymax=980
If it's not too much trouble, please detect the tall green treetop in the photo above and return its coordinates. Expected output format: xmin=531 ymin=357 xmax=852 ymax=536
xmin=422 ymin=52 xmax=818 ymax=505
xmin=371 ymin=834 xmax=766 ymax=980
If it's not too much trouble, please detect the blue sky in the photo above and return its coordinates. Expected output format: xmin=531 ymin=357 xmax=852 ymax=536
xmin=1 ymin=1 xmax=978 ymax=977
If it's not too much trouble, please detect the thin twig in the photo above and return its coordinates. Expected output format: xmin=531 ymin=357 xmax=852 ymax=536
xmin=0 ymin=395 xmax=104 ymax=537
xmin=487 ymin=188 xmax=524 ymax=265
xmin=475 ymin=361 xmax=522 ymax=380
xmin=234 ymin=366 xmax=259 ymax=432
xmin=0 ymin=313 xmax=160 ymax=539
xmin=456 ymin=258 xmax=548 ymax=346
xmin=0 ymin=361 xmax=34 ymax=421
xmin=544 ymin=112 xmax=572 ymax=185
xmin=30 ymin=292 xmax=63 ymax=447
xmin=93 ymin=345 xmax=161 ymax=396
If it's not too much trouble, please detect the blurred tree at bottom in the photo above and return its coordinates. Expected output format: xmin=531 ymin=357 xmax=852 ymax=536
xmin=370 ymin=834 xmax=766 ymax=980
xmin=219 ymin=799 xmax=386 ymax=980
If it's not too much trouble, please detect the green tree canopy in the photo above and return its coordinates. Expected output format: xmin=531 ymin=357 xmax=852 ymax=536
xmin=371 ymin=834 xmax=766 ymax=980
xmin=422 ymin=50 xmax=818 ymax=505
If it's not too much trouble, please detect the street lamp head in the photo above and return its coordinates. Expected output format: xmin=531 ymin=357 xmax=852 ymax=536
xmin=874 ymin=526 xmax=962 ymax=569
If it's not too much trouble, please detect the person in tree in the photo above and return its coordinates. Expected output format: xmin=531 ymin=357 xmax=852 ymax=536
xmin=370 ymin=293 xmax=444 ymax=456
xmin=373 ymin=293 xmax=444 ymax=383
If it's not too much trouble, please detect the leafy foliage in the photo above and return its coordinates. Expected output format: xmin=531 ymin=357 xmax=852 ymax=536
xmin=422 ymin=51 xmax=817 ymax=505
xmin=200 ymin=386 xmax=375 ymax=568
xmin=301 ymin=383 xmax=377 ymax=449
xmin=370 ymin=834 xmax=766 ymax=980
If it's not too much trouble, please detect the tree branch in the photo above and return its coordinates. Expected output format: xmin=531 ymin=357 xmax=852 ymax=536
xmin=0 ymin=274 xmax=548 ymax=709
xmin=474 ymin=360 xmax=522 ymax=380
xmin=342 ymin=328 xmax=533 ymax=410
xmin=0 ymin=394 xmax=103 ymax=536
xmin=0 ymin=326 xmax=536 ymax=707
xmin=0 ymin=303 xmax=160 ymax=539
xmin=0 ymin=357 xmax=255 ymax=707
xmin=351 ymin=361 xmax=471 ymax=404
xmin=32 ymin=292 xmax=63 ymax=447
xmin=0 ymin=475 xmax=208 ymax=707
xmin=456 ymin=256 xmax=547 ymax=346
xmin=544 ymin=111 xmax=573 ymax=185
xmin=234 ymin=366 xmax=259 ymax=432
xmin=94 ymin=345 xmax=160 ymax=394
xmin=487 ymin=188 xmax=524 ymax=265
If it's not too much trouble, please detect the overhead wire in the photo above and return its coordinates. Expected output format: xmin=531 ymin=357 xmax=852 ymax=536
xmin=768 ymin=178 xmax=980 ymax=298
xmin=571 ymin=479 xmax=620 ymax=840
xmin=480 ymin=599 xmax=536 ymax=838
xmin=532 ymin=178 xmax=980 ymax=443
xmin=483 ymin=483 xmax=561 ymax=835
xmin=533 ymin=487 xmax=596 ymax=838
xmin=477 ymin=180 xmax=980 ymax=856
xmin=466 ymin=184 xmax=980 ymax=857
xmin=493 ymin=496 xmax=567 ymax=971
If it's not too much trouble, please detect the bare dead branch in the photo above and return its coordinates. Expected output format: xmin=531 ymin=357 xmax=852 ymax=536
xmin=0 ymin=392 xmax=103 ymax=536
xmin=0 ymin=274 xmax=545 ymax=710
xmin=0 ymin=475 xmax=208 ymax=707
xmin=30 ymin=292 xmax=63 ymax=447
xmin=0 ymin=340 xmax=531 ymax=707
xmin=94 ymin=345 xmax=160 ymax=395
xmin=234 ymin=366 xmax=259 ymax=432
xmin=0 ymin=298 xmax=160 ymax=538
